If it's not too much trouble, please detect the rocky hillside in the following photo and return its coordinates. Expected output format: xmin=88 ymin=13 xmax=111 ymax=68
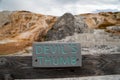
xmin=0 ymin=11 xmax=119 ymax=55
xmin=0 ymin=11 xmax=57 ymax=55
xmin=0 ymin=11 xmax=57 ymax=41
xmin=81 ymin=12 xmax=120 ymax=28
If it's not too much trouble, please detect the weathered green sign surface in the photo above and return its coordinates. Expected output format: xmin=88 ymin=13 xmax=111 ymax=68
xmin=32 ymin=42 xmax=81 ymax=67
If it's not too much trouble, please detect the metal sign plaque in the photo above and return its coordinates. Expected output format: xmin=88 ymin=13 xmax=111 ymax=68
xmin=32 ymin=42 xmax=82 ymax=67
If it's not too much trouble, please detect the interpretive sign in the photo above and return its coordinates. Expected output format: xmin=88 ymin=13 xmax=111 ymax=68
xmin=32 ymin=42 xmax=81 ymax=67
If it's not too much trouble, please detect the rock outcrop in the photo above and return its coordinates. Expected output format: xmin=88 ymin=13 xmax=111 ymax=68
xmin=0 ymin=11 xmax=57 ymax=41
xmin=0 ymin=11 xmax=57 ymax=55
xmin=0 ymin=11 xmax=119 ymax=55
xmin=81 ymin=12 xmax=120 ymax=30
xmin=0 ymin=11 xmax=12 ymax=28
xmin=106 ymin=26 xmax=120 ymax=34
xmin=45 ymin=13 xmax=88 ymax=41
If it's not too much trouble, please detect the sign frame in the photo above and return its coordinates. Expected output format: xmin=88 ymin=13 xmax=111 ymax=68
xmin=32 ymin=42 xmax=82 ymax=68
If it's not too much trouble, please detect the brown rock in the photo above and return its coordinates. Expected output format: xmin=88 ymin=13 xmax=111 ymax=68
xmin=81 ymin=12 xmax=120 ymax=29
xmin=0 ymin=11 xmax=57 ymax=41
xmin=0 ymin=11 xmax=57 ymax=55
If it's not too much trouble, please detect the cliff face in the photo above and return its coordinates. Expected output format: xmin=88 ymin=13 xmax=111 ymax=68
xmin=81 ymin=12 xmax=120 ymax=29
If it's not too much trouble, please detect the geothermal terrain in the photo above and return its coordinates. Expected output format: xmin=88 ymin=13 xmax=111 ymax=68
xmin=0 ymin=11 xmax=119 ymax=56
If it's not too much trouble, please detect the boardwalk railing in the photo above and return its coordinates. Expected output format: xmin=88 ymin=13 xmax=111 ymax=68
xmin=0 ymin=54 xmax=120 ymax=80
